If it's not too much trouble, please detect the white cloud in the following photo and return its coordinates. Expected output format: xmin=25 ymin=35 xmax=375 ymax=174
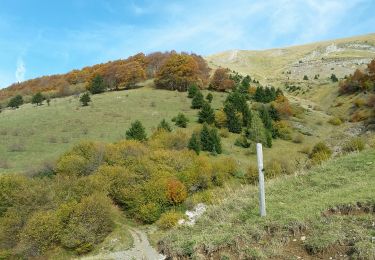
xmin=15 ymin=57 xmax=26 ymax=83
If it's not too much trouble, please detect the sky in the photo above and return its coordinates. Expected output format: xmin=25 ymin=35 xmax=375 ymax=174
xmin=0 ymin=0 xmax=374 ymax=88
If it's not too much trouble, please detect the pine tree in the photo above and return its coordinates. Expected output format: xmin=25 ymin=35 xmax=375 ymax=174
xmin=245 ymin=112 xmax=267 ymax=145
xmin=31 ymin=92 xmax=44 ymax=106
xmin=210 ymin=127 xmax=222 ymax=154
xmin=157 ymin=119 xmax=172 ymax=132
xmin=46 ymin=97 xmax=51 ymax=106
xmin=242 ymin=105 xmax=252 ymax=127
xmin=259 ymin=106 xmax=273 ymax=130
xmin=198 ymin=102 xmax=215 ymax=124
xmin=172 ymin=113 xmax=189 ymax=128
xmin=265 ymin=130 xmax=273 ymax=148
xmin=269 ymin=104 xmax=280 ymax=120
xmin=191 ymin=91 xmax=204 ymax=109
xmin=126 ymin=120 xmax=147 ymax=141
xmin=224 ymin=103 xmax=242 ymax=133
xmin=241 ymin=75 xmax=251 ymax=87
xmin=254 ymin=86 xmax=265 ymax=102
xmin=8 ymin=95 xmax=23 ymax=109
xmin=88 ymin=75 xmax=106 ymax=94
xmin=188 ymin=132 xmax=201 ymax=154
xmin=187 ymin=84 xmax=199 ymax=98
xmin=80 ymin=93 xmax=91 ymax=106
xmin=200 ymin=124 xmax=214 ymax=152
xmin=330 ymin=74 xmax=338 ymax=82
xmin=206 ymin=93 xmax=213 ymax=103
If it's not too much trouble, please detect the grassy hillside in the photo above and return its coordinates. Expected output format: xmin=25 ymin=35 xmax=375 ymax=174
xmin=1 ymin=81 xmax=363 ymax=175
xmin=158 ymin=149 xmax=375 ymax=259
xmin=207 ymin=33 xmax=375 ymax=84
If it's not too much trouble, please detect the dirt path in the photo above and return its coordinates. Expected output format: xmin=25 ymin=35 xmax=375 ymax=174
xmin=79 ymin=228 xmax=165 ymax=260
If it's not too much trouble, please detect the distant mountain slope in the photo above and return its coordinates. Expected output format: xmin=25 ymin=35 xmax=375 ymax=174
xmin=207 ymin=33 xmax=375 ymax=84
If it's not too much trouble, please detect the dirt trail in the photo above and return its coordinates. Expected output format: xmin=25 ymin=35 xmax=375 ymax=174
xmin=79 ymin=228 xmax=165 ymax=260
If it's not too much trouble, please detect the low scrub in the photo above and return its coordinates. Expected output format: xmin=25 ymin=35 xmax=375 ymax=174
xmin=342 ymin=137 xmax=365 ymax=153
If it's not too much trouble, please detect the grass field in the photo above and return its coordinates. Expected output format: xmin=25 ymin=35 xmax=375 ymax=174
xmin=158 ymin=149 xmax=375 ymax=259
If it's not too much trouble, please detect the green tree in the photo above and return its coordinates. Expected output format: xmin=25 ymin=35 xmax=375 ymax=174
xmin=206 ymin=93 xmax=213 ymax=103
xmin=188 ymin=132 xmax=201 ymax=154
xmin=191 ymin=91 xmax=204 ymax=109
xmin=126 ymin=120 xmax=147 ymax=141
xmin=198 ymin=102 xmax=215 ymax=124
xmin=224 ymin=103 xmax=242 ymax=133
xmin=157 ymin=119 xmax=172 ymax=132
xmin=172 ymin=113 xmax=189 ymax=128
xmin=303 ymin=75 xmax=309 ymax=80
xmin=80 ymin=93 xmax=91 ymax=106
xmin=187 ymin=84 xmax=199 ymax=98
xmin=245 ymin=112 xmax=267 ymax=145
xmin=31 ymin=92 xmax=44 ymax=106
xmin=200 ymin=124 xmax=222 ymax=154
xmin=200 ymin=124 xmax=213 ymax=152
xmin=259 ymin=106 xmax=273 ymax=130
xmin=210 ymin=127 xmax=222 ymax=154
xmin=8 ymin=95 xmax=23 ymax=109
xmin=330 ymin=74 xmax=338 ymax=82
xmin=46 ymin=97 xmax=51 ymax=106
xmin=88 ymin=75 xmax=106 ymax=94
xmin=268 ymin=104 xmax=280 ymax=121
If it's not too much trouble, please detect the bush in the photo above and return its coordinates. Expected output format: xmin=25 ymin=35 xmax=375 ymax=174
xmin=60 ymin=194 xmax=114 ymax=254
xmin=342 ymin=137 xmax=365 ymax=153
xmin=219 ymin=128 xmax=229 ymax=138
xmin=156 ymin=211 xmax=184 ymax=230
xmin=215 ymin=110 xmax=227 ymax=128
xmin=303 ymin=75 xmax=308 ymax=80
xmin=292 ymin=133 xmax=304 ymax=143
xmin=20 ymin=210 xmax=62 ymax=256
xmin=8 ymin=95 xmax=23 ymax=109
xmin=244 ymin=165 xmax=258 ymax=184
xmin=172 ymin=113 xmax=189 ymax=128
xmin=234 ymin=135 xmax=251 ymax=148
xmin=166 ymin=179 xmax=188 ymax=205
xmin=310 ymin=142 xmax=332 ymax=164
xmin=135 ymin=202 xmax=161 ymax=224
xmin=328 ymin=117 xmax=342 ymax=126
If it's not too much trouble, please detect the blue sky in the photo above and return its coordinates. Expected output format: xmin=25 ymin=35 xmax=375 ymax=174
xmin=0 ymin=0 xmax=374 ymax=88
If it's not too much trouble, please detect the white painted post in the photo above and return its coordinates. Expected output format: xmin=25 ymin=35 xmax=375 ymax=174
xmin=256 ymin=143 xmax=266 ymax=217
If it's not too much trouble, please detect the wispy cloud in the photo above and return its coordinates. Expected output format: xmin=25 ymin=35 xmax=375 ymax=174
xmin=15 ymin=57 xmax=26 ymax=83
xmin=0 ymin=0 xmax=374 ymax=88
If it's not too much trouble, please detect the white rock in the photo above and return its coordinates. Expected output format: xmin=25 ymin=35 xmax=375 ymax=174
xmin=300 ymin=236 xmax=306 ymax=241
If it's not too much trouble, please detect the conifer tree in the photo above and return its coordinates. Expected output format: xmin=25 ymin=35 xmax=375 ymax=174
xmin=266 ymin=130 xmax=273 ymax=148
xmin=198 ymin=102 xmax=215 ymax=124
xmin=188 ymin=132 xmax=201 ymax=154
xmin=224 ymin=103 xmax=242 ymax=133
xmin=126 ymin=120 xmax=147 ymax=141
xmin=254 ymin=86 xmax=265 ymax=102
xmin=206 ymin=93 xmax=213 ymax=103
xmin=88 ymin=75 xmax=106 ymax=94
xmin=80 ymin=93 xmax=91 ymax=106
xmin=157 ymin=119 xmax=172 ymax=132
xmin=187 ymin=84 xmax=199 ymax=98
xmin=245 ymin=112 xmax=267 ymax=145
xmin=172 ymin=113 xmax=189 ymax=128
xmin=191 ymin=91 xmax=204 ymax=109
xmin=200 ymin=123 xmax=214 ymax=152
xmin=210 ymin=127 xmax=222 ymax=154
xmin=259 ymin=106 xmax=273 ymax=130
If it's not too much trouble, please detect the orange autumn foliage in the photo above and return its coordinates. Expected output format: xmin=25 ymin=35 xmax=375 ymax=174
xmin=166 ymin=179 xmax=188 ymax=205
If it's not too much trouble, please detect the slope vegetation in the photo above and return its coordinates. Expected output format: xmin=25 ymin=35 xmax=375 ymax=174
xmin=159 ymin=149 xmax=375 ymax=259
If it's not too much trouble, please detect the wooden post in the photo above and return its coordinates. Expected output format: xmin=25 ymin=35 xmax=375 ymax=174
xmin=256 ymin=143 xmax=266 ymax=217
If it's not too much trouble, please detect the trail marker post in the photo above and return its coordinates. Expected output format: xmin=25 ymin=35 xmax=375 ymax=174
xmin=256 ymin=143 xmax=266 ymax=217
